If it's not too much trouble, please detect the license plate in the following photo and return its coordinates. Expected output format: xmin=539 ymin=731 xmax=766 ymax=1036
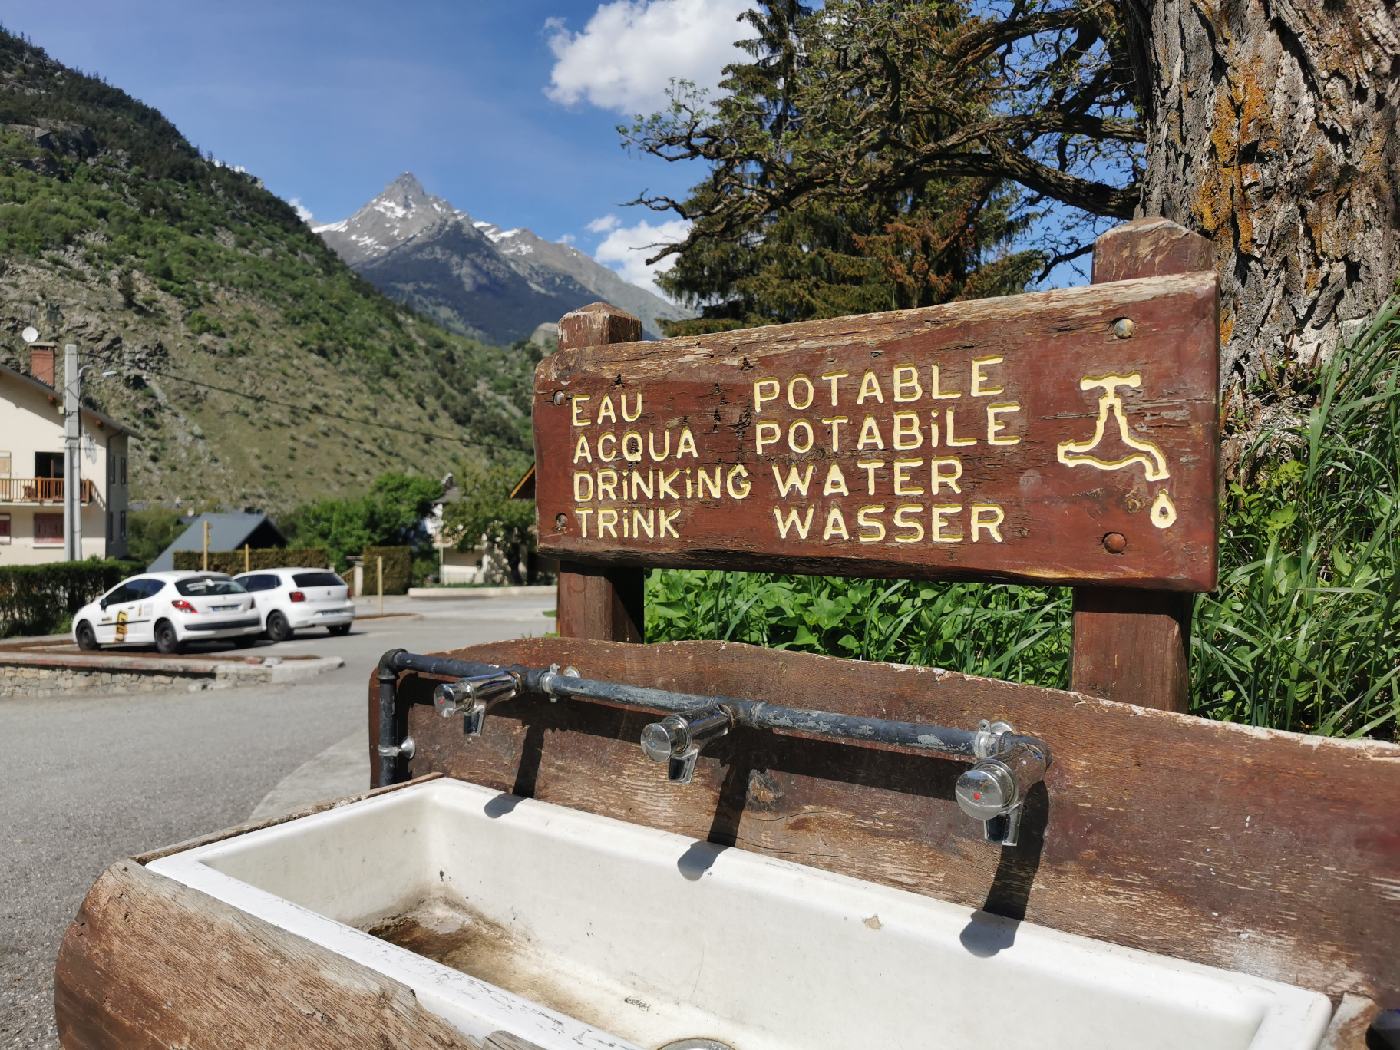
xmin=213 ymin=604 xmax=236 ymax=611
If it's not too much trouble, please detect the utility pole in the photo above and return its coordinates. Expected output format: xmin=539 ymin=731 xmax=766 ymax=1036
xmin=63 ymin=343 xmax=82 ymax=562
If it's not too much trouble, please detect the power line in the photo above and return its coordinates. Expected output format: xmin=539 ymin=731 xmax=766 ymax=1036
xmin=117 ymin=361 xmax=533 ymax=457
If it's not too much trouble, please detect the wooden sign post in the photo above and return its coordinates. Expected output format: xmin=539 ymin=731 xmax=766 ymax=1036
xmin=553 ymin=303 xmax=646 ymax=643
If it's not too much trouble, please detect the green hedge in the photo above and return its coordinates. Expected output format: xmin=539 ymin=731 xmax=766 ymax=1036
xmin=172 ymin=548 xmax=329 ymax=574
xmin=0 ymin=559 xmax=140 ymax=637
xmin=362 ymin=546 xmax=412 ymax=595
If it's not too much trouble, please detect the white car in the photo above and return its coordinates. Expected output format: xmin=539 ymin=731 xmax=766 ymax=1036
xmin=234 ymin=567 xmax=355 ymax=642
xmin=73 ymin=571 xmax=261 ymax=654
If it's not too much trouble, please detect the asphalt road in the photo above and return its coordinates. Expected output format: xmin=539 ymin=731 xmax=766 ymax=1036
xmin=0 ymin=593 xmax=554 ymax=1049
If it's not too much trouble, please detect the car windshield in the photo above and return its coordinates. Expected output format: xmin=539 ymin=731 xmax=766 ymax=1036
xmin=175 ymin=575 xmax=245 ymax=597
xmin=292 ymin=572 xmax=343 ymax=588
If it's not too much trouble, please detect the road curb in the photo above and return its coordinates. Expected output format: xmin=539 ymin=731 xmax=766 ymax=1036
xmin=406 ymin=585 xmax=554 ymax=600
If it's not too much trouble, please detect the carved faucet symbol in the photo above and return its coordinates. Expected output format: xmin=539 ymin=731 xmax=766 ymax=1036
xmin=1057 ymin=374 xmax=1170 ymax=481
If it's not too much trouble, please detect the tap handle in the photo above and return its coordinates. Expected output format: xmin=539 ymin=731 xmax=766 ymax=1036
xmin=640 ymin=707 xmax=731 ymax=783
xmin=433 ymin=672 xmax=519 ymax=737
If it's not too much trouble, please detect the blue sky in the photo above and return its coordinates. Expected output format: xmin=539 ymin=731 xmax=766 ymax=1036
xmin=2 ymin=0 xmax=756 ymax=291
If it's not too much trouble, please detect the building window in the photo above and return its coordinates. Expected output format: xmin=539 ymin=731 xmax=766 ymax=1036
xmin=108 ymin=455 xmax=116 ymax=484
xmin=120 ymin=510 xmax=127 ymax=539
xmin=120 ymin=456 xmax=127 ymax=485
xmin=34 ymin=513 xmax=63 ymax=546
xmin=0 ymin=451 xmax=10 ymax=477
xmin=0 ymin=513 xmax=10 ymax=543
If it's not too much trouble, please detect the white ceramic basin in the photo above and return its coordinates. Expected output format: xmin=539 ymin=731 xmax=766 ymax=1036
xmin=148 ymin=778 xmax=1331 ymax=1050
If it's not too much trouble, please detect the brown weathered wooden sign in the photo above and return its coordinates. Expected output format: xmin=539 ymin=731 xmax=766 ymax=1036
xmin=535 ymin=273 xmax=1219 ymax=590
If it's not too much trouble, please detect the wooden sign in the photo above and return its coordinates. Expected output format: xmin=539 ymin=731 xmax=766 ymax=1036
xmin=535 ymin=273 xmax=1219 ymax=590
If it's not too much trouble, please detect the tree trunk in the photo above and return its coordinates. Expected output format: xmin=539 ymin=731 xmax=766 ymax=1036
xmin=1124 ymin=0 xmax=1398 ymax=396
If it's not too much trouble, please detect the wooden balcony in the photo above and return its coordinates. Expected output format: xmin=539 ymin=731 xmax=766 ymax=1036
xmin=0 ymin=477 xmax=96 ymax=505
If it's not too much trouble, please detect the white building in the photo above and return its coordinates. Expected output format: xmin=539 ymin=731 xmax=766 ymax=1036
xmin=0 ymin=345 xmax=132 ymax=564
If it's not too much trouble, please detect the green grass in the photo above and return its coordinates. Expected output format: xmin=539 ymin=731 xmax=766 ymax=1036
xmin=646 ymin=300 xmax=1400 ymax=740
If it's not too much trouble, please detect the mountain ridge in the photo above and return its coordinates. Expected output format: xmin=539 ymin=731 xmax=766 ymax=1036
xmin=316 ymin=173 xmax=688 ymax=342
xmin=0 ymin=30 xmax=534 ymax=513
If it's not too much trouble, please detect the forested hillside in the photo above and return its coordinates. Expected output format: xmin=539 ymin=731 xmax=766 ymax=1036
xmin=0 ymin=28 xmax=535 ymax=511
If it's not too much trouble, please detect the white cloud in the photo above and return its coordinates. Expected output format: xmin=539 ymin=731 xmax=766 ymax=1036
xmin=586 ymin=214 xmax=622 ymax=234
xmin=290 ymin=197 xmax=314 ymax=224
xmin=593 ymin=216 xmax=690 ymax=296
xmin=558 ymin=233 xmax=576 ymax=245
xmin=546 ymin=0 xmax=756 ymax=114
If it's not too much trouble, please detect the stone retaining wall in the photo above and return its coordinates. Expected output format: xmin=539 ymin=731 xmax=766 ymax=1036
xmin=0 ymin=664 xmax=220 ymax=699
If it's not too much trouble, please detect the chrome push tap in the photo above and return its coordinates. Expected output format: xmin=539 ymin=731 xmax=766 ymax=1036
xmin=955 ymin=720 xmax=1050 ymax=847
xmin=640 ymin=706 xmax=732 ymax=784
xmin=434 ymin=671 xmax=520 ymax=736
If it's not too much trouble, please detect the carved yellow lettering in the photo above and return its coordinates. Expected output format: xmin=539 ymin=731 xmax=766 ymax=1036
xmin=573 ymin=434 xmax=593 ymax=464
xmin=754 ymin=378 xmax=781 ymax=413
xmin=631 ymin=470 xmax=653 ymax=500
xmin=573 ymin=472 xmax=593 ymax=502
xmin=726 ymin=465 xmax=751 ymax=500
xmin=930 ymin=364 xmax=960 ymax=399
xmin=788 ymin=375 xmax=814 ymax=410
xmin=892 ymin=411 xmax=923 ymax=451
xmin=648 ymin=430 xmax=672 ymax=461
xmin=893 ymin=365 xmax=923 ymax=403
xmin=788 ymin=420 xmax=815 ymax=454
xmin=659 ymin=509 xmax=681 ymax=539
xmin=821 ymin=371 xmax=848 ymax=406
xmin=823 ymin=506 xmax=850 ymax=541
xmin=773 ymin=506 xmax=815 ymax=539
xmin=893 ymin=459 xmax=924 ymax=496
xmin=598 ymin=508 xmax=619 ymax=539
xmin=822 ymin=463 xmax=849 ymax=497
xmin=857 ymin=459 xmax=886 ymax=495
xmin=621 ymin=392 xmax=642 ymax=422
xmin=944 ymin=409 xmax=976 ymax=447
xmin=676 ymin=427 xmax=698 ymax=459
xmin=930 ymin=457 xmax=963 ymax=495
xmin=622 ymin=431 xmax=644 ymax=462
xmin=971 ymin=356 xmax=1005 ymax=397
xmin=696 ymin=467 xmax=721 ymax=500
xmin=756 ymin=421 xmax=781 ymax=454
xmin=857 ymin=416 xmax=885 ymax=450
xmin=857 ymin=505 xmax=886 ymax=543
xmin=931 ymin=504 xmax=963 ymax=543
xmin=571 ymin=395 xmax=591 ymax=427
xmin=821 ymin=416 xmax=849 ymax=452
xmin=971 ymin=504 xmax=1005 ymax=543
xmin=576 ymin=508 xmax=593 ymax=537
xmin=596 ymin=469 xmax=617 ymax=502
xmin=658 ymin=470 xmax=680 ymax=500
xmin=597 ymin=396 xmax=617 ymax=425
xmin=986 ymin=402 xmax=1021 ymax=445
xmin=632 ymin=508 xmax=654 ymax=538
xmin=857 ymin=370 xmax=885 ymax=404
xmin=772 ymin=463 xmax=814 ymax=498
xmin=894 ymin=504 xmax=925 ymax=544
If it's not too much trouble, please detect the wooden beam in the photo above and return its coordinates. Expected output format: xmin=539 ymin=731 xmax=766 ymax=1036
xmin=1071 ymin=219 xmax=1217 ymax=712
xmin=550 ymin=303 xmax=646 ymax=642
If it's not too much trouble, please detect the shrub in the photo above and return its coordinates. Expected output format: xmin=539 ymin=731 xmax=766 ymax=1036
xmin=362 ymin=546 xmax=412 ymax=595
xmin=0 ymin=559 xmax=140 ymax=637
xmin=172 ymin=548 xmax=329 ymax=574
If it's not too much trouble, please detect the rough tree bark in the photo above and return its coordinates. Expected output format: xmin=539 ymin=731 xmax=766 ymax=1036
xmin=1122 ymin=0 xmax=1398 ymax=395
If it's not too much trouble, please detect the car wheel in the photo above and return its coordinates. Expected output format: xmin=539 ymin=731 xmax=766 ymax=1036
xmin=155 ymin=620 xmax=183 ymax=655
xmin=266 ymin=611 xmax=293 ymax=643
xmin=75 ymin=621 xmax=100 ymax=651
xmin=328 ymin=624 xmax=351 ymax=636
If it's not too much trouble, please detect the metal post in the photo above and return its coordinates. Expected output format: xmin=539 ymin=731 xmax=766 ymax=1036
xmin=202 ymin=520 xmax=210 ymax=571
xmin=244 ymin=543 xmax=250 ymax=573
xmin=62 ymin=344 xmax=80 ymax=561
xmin=377 ymin=555 xmax=384 ymax=616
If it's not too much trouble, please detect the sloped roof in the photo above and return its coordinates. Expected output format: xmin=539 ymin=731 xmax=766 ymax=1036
xmin=0 ymin=362 xmax=135 ymax=435
xmin=148 ymin=512 xmax=286 ymax=571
